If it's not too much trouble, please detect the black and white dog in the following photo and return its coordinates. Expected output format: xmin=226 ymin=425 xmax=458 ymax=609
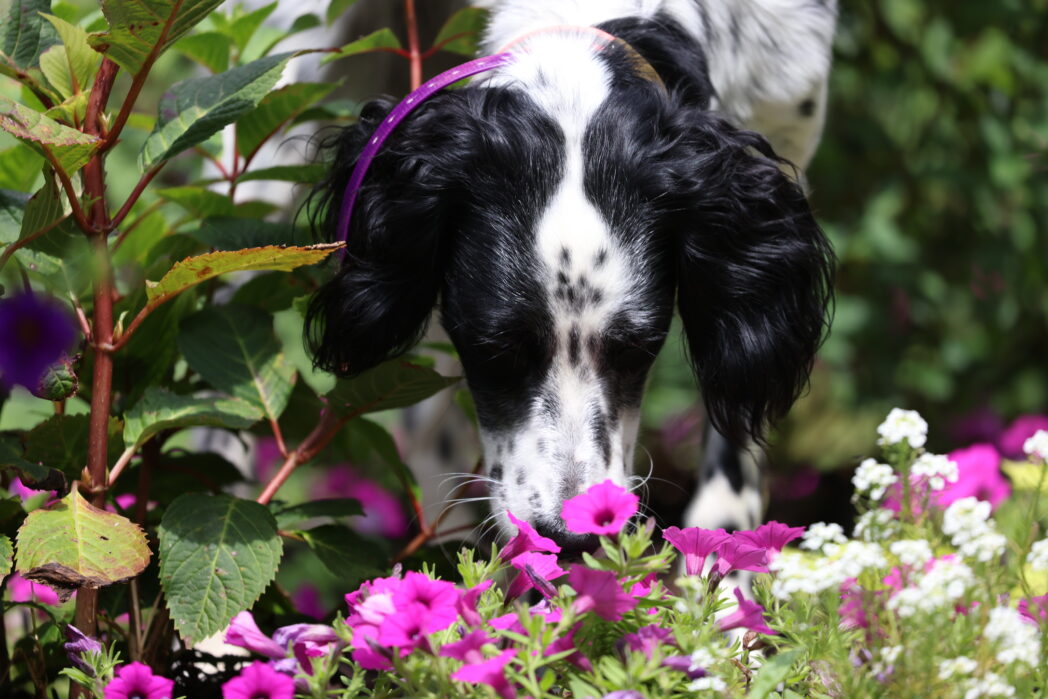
xmin=308 ymin=0 xmax=837 ymax=552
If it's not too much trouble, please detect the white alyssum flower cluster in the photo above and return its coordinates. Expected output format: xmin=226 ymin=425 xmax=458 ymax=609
xmin=983 ymin=606 xmax=1041 ymax=666
xmin=769 ymin=542 xmax=887 ymax=600
xmin=853 ymin=508 xmax=898 ymax=542
xmin=852 ymin=458 xmax=897 ymax=501
xmin=962 ymin=672 xmax=1016 ymax=699
xmin=910 ymin=453 xmax=958 ymax=491
xmin=877 ymin=408 xmax=928 ymax=448
xmin=942 ymin=497 xmax=1007 ymax=563
xmin=938 ymin=656 xmax=978 ymax=680
xmin=688 ymin=676 xmax=727 ymax=693
xmin=1028 ymin=538 xmax=1048 ymax=571
xmin=887 ymin=557 xmax=975 ymax=617
xmin=1024 ymin=429 xmax=1048 ymax=461
xmin=889 ymin=539 xmax=933 ymax=568
xmin=799 ymin=522 xmax=848 ymax=554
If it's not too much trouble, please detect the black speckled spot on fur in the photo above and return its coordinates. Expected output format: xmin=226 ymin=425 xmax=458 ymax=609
xmin=489 ymin=462 xmax=503 ymax=481
xmin=560 ymin=247 xmax=571 ymax=267
xmin=798 ymin=98 xmax=815 ymax=117
xmin=568 ymin=325 xmax=581 ymax=366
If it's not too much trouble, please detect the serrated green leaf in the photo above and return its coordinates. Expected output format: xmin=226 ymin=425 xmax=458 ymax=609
xmin=0 ymin=434 xmax=68 ymax=494
xmin=302 ymin=524 xmax=384 ymax=586
xmin=158 ymin=493 xmax=282 ymax=644
xmin=16 ymin=486 xmax=150 ymax=602
xmin=273 ymin=498 xmax=363 ymax=530
xmin=1 ymin=0 xmax=59 ymax=70
xmin=326 ymin=360 xmax=460 ymax=417
xmin=173 ymin=31 xmax=230 ymax=74
xmin=143 ymin=243 xmax=340 ymax=308
xmin=157 ymin=185 xmax=234 ymax=218
xmin=123 ymin=387 xmax=263 ymax=451
xmin=140 ymin=52 xmax=295 ymax=169
xmin=432 ymin=7 xmax=488 ymax=57
xmin=0 ymin=145 xmax=44 ymax=191
xmin=178 ymin=305 xmax=295 ymax=421
xmin=0 ymin=534 xmax=12 ymax=577
xmin=236 ymin=82 xmax=337 ymax=158
xmin=0 ymin=96 xmax=99 ymax=173
xmin=24 ymin=415 xmax=122 ymax=478
xmin=320 ymin=28 xmax=401 ymax=66
xmin=187 ymin=217 xmax=307 ymax=250
xmin=38 ymin=14 xmax=99 ymax=98
xmin=91 ymin=0 xmax=225 ymax=75
xmin=236 ymin=163 xmax=326 ymax=184
xmin=288 ymin=98 xmax=359 ymax=127
xmin=750 ymin=649 xmax=802 ymax=699
xmin=226 ymin=2 xmax=277 ymax=52
xmin=18 ymin=171 xmax=63 ymax=241
xmin=30 ymin=354 xmax=78 ymax=401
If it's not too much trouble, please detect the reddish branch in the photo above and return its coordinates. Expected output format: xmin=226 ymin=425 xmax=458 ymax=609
xmin=256 ymin=409 xmax=350 ymax=505
xmin=404 ymin=0 xmax=423 ymax=90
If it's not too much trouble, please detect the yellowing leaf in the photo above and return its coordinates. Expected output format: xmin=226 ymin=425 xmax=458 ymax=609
xmin=0 ymin=96 xmax=99 ymax=173
xmin=1001 ymin=459 xmax=1048 ymax=494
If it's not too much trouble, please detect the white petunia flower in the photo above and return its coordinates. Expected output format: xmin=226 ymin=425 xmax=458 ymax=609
xmin=984 ymin=606 xmax=1041 ymax=667
xmin=877 ymin=408 xmax=928 ymax=448
xmin=938 ymin=656 xmax=978 ymax=680
xmin=1028 ymin=538 xmax=1048 ymax=571
xmin=890 ymin=539 xmax=934 ymax=568
xmin=911 ymin=453 xmax=958 ymax=491
xmin=852 ymin=458 xmax=898 ymax=501
xmin=1023 ymin=429 xmax=1048 ymax=461
xmin=799 ymin=522 xmax=847 ymax=554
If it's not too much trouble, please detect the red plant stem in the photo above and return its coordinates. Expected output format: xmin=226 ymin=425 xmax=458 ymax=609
xmin=393 ymin=457 xmax=483 ymax=563
xmin=108 ymin=164 xmax=165 ymax=232
xmin=420 ymin=32 xmax=472 ymax=60
xmin=256 ymin=409 xmax=349 ymax=505
xmin=404 ymin=0 xmax=423 ymax=90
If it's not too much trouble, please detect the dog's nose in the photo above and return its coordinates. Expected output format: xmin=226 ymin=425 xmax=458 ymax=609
xmin=534 ymin=520 xmax=600 ymax=558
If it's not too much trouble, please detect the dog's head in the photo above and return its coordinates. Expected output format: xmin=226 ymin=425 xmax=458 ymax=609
xmin=307 ymin=40 xmax=833 ymax=550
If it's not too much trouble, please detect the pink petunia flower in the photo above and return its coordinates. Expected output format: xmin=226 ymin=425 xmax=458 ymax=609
xmin=501 ymin=512 xmax=561 ymax=560
xmin=998 ymin=415 xmax=1048 ymax=460
xmin=662 ymin=655 xmax=707 ymax=679
xmin=312 ymin=465 xmax=409 ymax=538
xmin=7 ymin=572 xmax=63 ymax=606
xmin=292 ymin=583 xmax=327 ymax=621
xmin=506 ymin=552 xmax=566 ymax=599
xmin=561 ymin=480 xmax=639 ymax=536
xmin=839 ymin=579 xmax=873 ymax=630
xmin=734 ymin=521 xmax=805 ymax=555
xmin=717 ymin=587 xmax=778 ymax=635
xmin=712 ymin=538 xmax=769 ymax=577
xmin=662 ymin=526 xmax=733 ymax=576
xmin=104 ymin=662 xmax=174 ymax=699
xmin=389 ymin=572 xmax=459 ymax=635
xmin=621 ymin=625 xmax=675 ymax=658
xmin=932 ymin=444 xmax=1011 ymax=510
xmin=543 ymin=623 xmax=593 ymax=671
xmin=569 ymin=565 xmax=637 ymax=621
xmin=345 ymin=575 xmax=404 ymax=670
xmin=272 ymin=623 xmax=342 ymax=675
xmin=222 ymin=661 xmax=295 ymax=699
xmin=1018 ymin=594 xmax=1048 ymax=627
xmin=457 ymin=579 xmax=494 ymax=628
xmin=451 ymin=646 xmax=518 ymax=699
xmin=225 ymin=611 xmax=286 ymax=659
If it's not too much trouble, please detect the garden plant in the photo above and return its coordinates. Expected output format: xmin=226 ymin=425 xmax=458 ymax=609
xmin=0 ymin=0 xmax=1046 ymax=697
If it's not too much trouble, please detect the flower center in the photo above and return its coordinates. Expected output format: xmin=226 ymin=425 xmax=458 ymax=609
xmin=596 ymin=507 xmax=615 ymax=526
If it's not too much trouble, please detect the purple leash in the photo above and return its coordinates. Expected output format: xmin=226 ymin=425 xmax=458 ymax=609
xmin=335 ymin=52 xmax=517 ymax=257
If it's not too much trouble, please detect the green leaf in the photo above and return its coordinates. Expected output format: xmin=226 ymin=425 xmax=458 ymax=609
xmin=178 ymin=305 xmax=296 ymax=421
xmin=0 ymin=96 xmax=99 ymax=173
xmin=288 ymin=98 xmax=359 ymax=127
xmin=24 ymin=415 xmax=123 ymax=479
xmin=156 ymin=185 xmax=234 ymax=218
xmin=0 ymin=534 xmax=12 ymax=578
xmin=236 ymin=163 xmax=326 ymax=184
xmin=143 ymin=243 xmax=341 ymax=308
xmin=31 ymin=355 xmax=78 ymax=401
xmin=186 ymin=216 xmax=307 ymax=250
xmin=432 ymin=7 xmax=488 ymax=57
xmin=749 ymin=649 xmax=802 ymax=699
xmin=325 ymin=0 xmax=360 ymax=25
xmin=18 ymin=172 xmax=63 ymax=241
xmin=123 ymin=387 xmax=263 ymax=451
xmin=236 ymin=82 xmax=337 ymax=158
xmin=320 ymin=29 xmax=401 ymax=66
xmin=1 ymin=0 xmax=59 ymax=69
xmin=38 ymin=14 xmax=100 ymax=98
xmin=301 ymin=524 xmax=384 ymax=586
xmin=91 ymin=0 xmax=225 ymax=75
xmin=273 ymin=498 xmax=363 ymax=530
xmin=227 ymin=1 xmax=277 ymax=52
xmin=345 ymin=417 xmax=421 ymax=503
xmin=140 ymin=51 xmax=295 ymax=169
xmin=158 ymin=493 xmax=282 ymax=644
xmin=0 ymin=144 xmax=44 ymax=191
xmin=326 ymin=360 xmax=460 ymax=417
xmin=1002 ymin=460 xmax=1048 ymax=495
xmin=0 ymin=434 xmax=68 ymax=494
xmin=16 ymin=486 xmax=151 ymax=602
xmin=173 ymin=31 xmax=230 ymax=74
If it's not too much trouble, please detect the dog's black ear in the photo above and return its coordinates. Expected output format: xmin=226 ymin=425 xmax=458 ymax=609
xmin=666 ymin=110 xmax=835 ymax=445
xmin=306 ymin=93 xmax=468 ymax=376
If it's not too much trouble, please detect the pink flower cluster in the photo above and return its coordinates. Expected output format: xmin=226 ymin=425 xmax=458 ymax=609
xmin=224 ymin=611 xmax=343 ymax=695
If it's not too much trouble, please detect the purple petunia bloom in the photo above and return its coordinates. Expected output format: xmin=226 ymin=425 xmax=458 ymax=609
xmin=569 ymin=565 xmax=637 ymax=621
xmin=64 ymin=625 xmax=102 ymax=674
xmin=451 ymin=647 xmax=518 ymax=699
xmin=734 ymin=521 xmax=805 ymax=555
xmin=225 ymin=611 xmax=286 ymax=659
xmin=221 ymin=661 xmax=295 ymax=699
xmin=1018 ymin=594 xmax=1048 ymax=627
xmin=712 ymin=538 xmax=770 ymax=576
xmin=501 ymin=511 xmax=561 ymax=560
xmin=457 ymin=579 xmax=493 ymax=628
xmin=717 ymin=587 xmax=778 ymax=635
xmin=662 ymin=526 xmax=733 ymax=576
xmin=621 ymin=624 xmax=675 ymax=658
xmin=662 ymin=655 xmax=707 ymax=679
xmin=506 ymin=552 xmax=566 ymax=599
xmin=104 ymin=662 xmax=174 ymax=699
xmin=0 ymin=291 xmax=77 ymax=391
xmin=998 ymin=415 xmax=1048 ymax=460
xmin=932 ymin=443 xmax=1011 ymax=509
xmin=561 ymin=479 xmax=639 ymax=536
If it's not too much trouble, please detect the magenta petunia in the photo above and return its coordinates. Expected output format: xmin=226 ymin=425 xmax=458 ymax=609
xmin=390 ymin=571 xmax=459 ymax=634
xmin=544 ymin=623 xmax=593 ymax=671
xmin=662 ymin=655 xmax=707 ymax=679
xmin=273 ymin=623 xmax=342 ymax=675
xmin=457 ymin=579 xmax=494 ymax=628
xmin=932 ymin=443 xmax=1011 ymax=510
xmin=345 ymin=576 xmax=403 ymax=670
xmin=662 ymin=526 xmax=732 ymax=576
xmin=440 ymin=629 xmax=498 ymax=661
xmin=1018 ymin=594 xmax=1048 ymax=627
xmin=734 ymin=521 xmax=805 ymax=554
xmin=569 ymin=565 xmax=637 ymax=621
xmin=225 ymin=611 xmax=285 ymax=659
xmin=292 ymin=583 xmax=327 ymax=621
xmin=311 ymin=465 xmax=409 ymax=538
xmin=621 ymin=624 xmax=675 ymax=658
xmin=561 ymin=479 xmax=639 ymax=536
xmin=501 ymin=511 xmax=561 ymax=559
xmin=507 ymin=552 xmax=566 ymax=599
xmin=7 ymin=572 xmax=63 ymax=606
xmin=717 ymin=587 xmax=778 ymax=635
xmin=64 ymin=625 xmax=102 ymax=673
xmin=451 ymin=648 xmax=518 ymax=699
xmin=104 ymin=662 xmax=174 ymax=699
xmin=712 ymin=538 xmax=770 ymax=576
xmin=222 ymin=661 xmax=295 ymax=699
xmin=0 ymin=291 xmax=78 ymax=391
xmin=998 ymin=414 xmax=1048 ymax=460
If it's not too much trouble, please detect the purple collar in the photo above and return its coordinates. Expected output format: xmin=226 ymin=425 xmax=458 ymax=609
xmin=335 ymin=52 xmax=516 ymax=252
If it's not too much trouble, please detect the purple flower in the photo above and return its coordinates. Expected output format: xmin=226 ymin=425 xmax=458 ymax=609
xmin=225 ymin=611 xmax=285 ymax=659
xmin=1018 ymin=594 xmax=1048 ymax=627
xmin=716 ymin=587 xmax=778 ymax=635
xmin=621 ymin=625 xmax=675 ymax=658
xmin=569 ymin=565 xmax=637 ymax=621
xmin=221 ymin=661 xmax=295 ymax=699
xmin=310 ymin=465 xmax=408 ymax=537
xmin=104 ymin=662 xmax=174 ymax=699
xmin=662 ymin=655 xmax=707 ymax=679
xmin=64 ymin=625 xmax=102 ymax=674
xmin=998 ymin=415 xmax=1048 ymax=460
xmin=501 ymin=511 xmax=561 ymax=560
xmin=7 ymin=572 xmax=62 ymax=606
xmin=506 ymin=552 xmax=566 ymax=599
xmin=734 ymin=521 xmax=805 ymax=554
xmin=0 ymin=291 xmax=77 ymax=391
xmin=292 ymin=583 xmax=327 ymax=620
xmin=603 ymin=692 xmax=645 ymax=699
xmin=457 ymin=579 xmax=493 ymax=628
xmin=662 ymin=526 xmax=733 ymax=576
xmin=933 ymin=444 xmax=1010 ymax=510
xmin=561 ymin=479 xmax=639 ymax=536
xmin=452 ymin=649 xmax=518 ymax=699
xmin=712 ymin=538 xmax=769 ymax=576
xmin=544 ymin=624 xmax=592 ymax=671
